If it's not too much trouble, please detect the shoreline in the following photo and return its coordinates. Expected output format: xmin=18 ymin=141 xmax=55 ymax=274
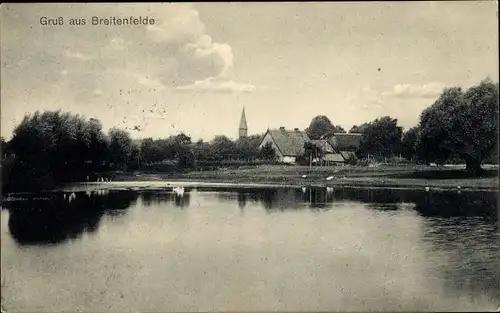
xmin=63 ymin=174 xmax=499 ymax=193
xmin=2 ymin=166 xmax=499 ymax=196
xmin=107 ymin=168 xmax=499 ymax=192
xmin=2 ymin=180 xmax=497 ymax=200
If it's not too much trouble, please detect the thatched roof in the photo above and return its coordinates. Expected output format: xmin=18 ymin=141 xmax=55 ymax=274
xmin=340 ymin=151 xmax=357 ymax=160
xmin=328 ymin=133 xmax=362 ymax=150
xmin=266 ymin=128 xmax=310 ymax=156
xmin=322 ymin=153 xmax=345 ymax=162
xmin=311 ymin=139 xmax=329 ymax=148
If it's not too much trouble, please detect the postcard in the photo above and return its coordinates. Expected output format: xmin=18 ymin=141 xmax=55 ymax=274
xmin=1 ymin=2 xmax=498 ymax=312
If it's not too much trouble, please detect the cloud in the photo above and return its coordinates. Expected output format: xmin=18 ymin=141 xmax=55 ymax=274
xmin=175 ymin=78 xmax=257 ymax=94
xmin=171 ymin=35 xmax=234 ymax=86
xmin=382 ymin=82 xmax=445 ymax=99
xmin=2 ymin=3 xmax=250 ymax=103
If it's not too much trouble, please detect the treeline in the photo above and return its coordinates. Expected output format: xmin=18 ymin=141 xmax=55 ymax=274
xmin=306 ymin=78 xmax=499 ymax=173
xmin=1 ymin=78 xmax=497 ymax=191
xmin=0 ymin=112 xmax=275 ymax=192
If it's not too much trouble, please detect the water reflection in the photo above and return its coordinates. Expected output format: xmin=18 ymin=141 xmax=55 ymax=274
xmin=2 ymin=190 xmax=138 ymax=246
xmin=414 ymin=191 xmax=498 ymax=219
xmin=140 ymin=190 xmax=191 ymax=208
xmin=1 ymin=185 xmax=498 ymax=312
xmin=237 ymin=193 xmax=247 ymax=209
xmin=210 ymin=186 xmax=497 ymax=218
xmin=422 ymin=216 xmax=499 ymax=300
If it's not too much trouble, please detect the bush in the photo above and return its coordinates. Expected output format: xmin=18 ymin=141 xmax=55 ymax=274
xmin=344 ymin=154 xmax=358 ymax=166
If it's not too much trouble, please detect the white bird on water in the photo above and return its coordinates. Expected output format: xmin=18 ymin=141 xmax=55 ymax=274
xmin=326 ymin=176 xmax=334 ymax=181
xmin=68 ymin=192 xmax=76 ymax=203
xmin=301 ymin=175 xmax=307 ymax=178
xmin=173 ymin=186 xmax=185 ymax=196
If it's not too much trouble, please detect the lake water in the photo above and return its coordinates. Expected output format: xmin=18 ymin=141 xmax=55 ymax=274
xmin=1 ymin=185 xmax=498 ymax=312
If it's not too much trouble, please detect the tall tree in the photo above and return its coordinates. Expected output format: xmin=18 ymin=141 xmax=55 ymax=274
xmin=108 ymin=128 xmax=133 ymax=169
xmin=0 ymin=137 xmax=7 ymax=156
xmin=306 ymin=115 xmax=345 ymax=139
xmin=416 ymin=78 xmax=499 ymax=174
xmin=235 ymin=134 xmax=263 ymax=160
xmin=356 ymin=116 xmax=403 ymax=160
xmin=349 ymin=124 xmax=370 ymax=134
xmin=259 ymin=142 xmax=276 ymax=161
xmin=401 ymin=126 xmax=420 ymax=162
xmin=210 ymin=135 xmax=236 ymax=160
xmin=302 ymin=141 xmax=323 ymax=166
xmin=5 ymin=111 xmax=120 ymax=191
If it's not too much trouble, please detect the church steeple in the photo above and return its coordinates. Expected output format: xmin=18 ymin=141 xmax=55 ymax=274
xmin=239 ymin=107 xmax=248 ymax=138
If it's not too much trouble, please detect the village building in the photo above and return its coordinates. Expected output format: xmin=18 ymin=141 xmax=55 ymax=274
xmin=325 ymin=133 xmax=362 ymax=162
xmin=258 ymin=126 xmax=362 ymax=165
xmin=258 ymin=127 xmax=310 ymax=164
xmin=311 ymin=139 xmax=345 ymax=165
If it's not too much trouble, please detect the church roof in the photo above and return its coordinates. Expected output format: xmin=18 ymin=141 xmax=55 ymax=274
xmin=239 ymin=108 xmax=248 ymax=129
xmin=265 ymin=128 xmax=310 ymax=156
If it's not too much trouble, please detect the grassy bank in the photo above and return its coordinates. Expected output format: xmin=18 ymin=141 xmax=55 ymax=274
xmin=112 ymin=164 xmax=499 ymax=191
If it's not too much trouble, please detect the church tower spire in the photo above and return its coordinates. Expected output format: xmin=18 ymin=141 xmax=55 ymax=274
xmin=239 ymin=107 xmax=248 ymax=138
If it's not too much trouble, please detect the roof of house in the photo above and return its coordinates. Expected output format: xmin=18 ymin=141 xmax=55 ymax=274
xmin=266 ymin=128 xmax=310 ymax=156
xmin=340 ymin=151 xmax=357 ymax=160
xmin=322 ymin=153 xmax=345 ymax=162
xmin=311 ymin=139 xmax=330 ymax=148
xmin=328 ymin=133 xmax=362 ymax=150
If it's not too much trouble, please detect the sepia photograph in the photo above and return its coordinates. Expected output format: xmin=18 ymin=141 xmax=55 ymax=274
xmin=1 ymin=2 xmax=499 ymax=312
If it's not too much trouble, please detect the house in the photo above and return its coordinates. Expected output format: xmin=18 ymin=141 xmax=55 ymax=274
xmin=259 ymin=127 xmax=310 ymax=164
xmin=326 ymin=133 xmax=362 ymax=162
xmin=311 ymin=139 xmax=345 ymax=165
xmin=326 ymin=133 xmax=362 ymax=151
xmin=257 ymin=127 xmax=363 ymax=165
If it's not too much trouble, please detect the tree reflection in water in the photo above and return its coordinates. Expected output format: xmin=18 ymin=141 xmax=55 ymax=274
xmin=3 ymin=190 xmax=138 ymax=246
xmin=2 ymin=185 xmax=497 ymax=307
xmin=206 ymin=186 xmax=498 ymax=218
xmin=140 ymin=190 xmax=191 ymax=208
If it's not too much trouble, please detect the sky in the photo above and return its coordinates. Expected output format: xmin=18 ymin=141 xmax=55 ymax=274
xmin=1 ymin=2 xmax=498 ymax=141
